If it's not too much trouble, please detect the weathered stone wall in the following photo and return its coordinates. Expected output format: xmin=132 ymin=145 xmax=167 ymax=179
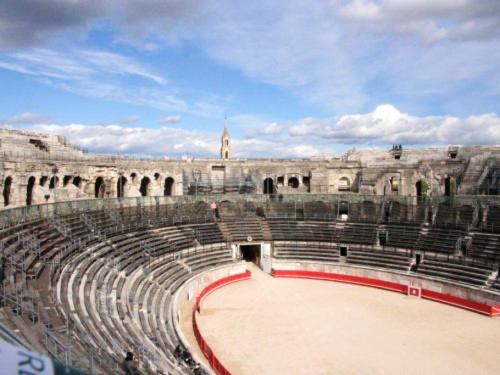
xmin=1 ymin=128 xmax=500 ymax=209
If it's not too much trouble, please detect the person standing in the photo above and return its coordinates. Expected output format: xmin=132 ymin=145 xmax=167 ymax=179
xmin=210 ymin=201 xmax=217 ymax=222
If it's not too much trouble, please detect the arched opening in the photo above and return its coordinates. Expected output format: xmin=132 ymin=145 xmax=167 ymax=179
xmin=416 ymin=180 xmax=428 ymax=197
xmin=338 ymin=201 xmax=349 ymax=216
xmin=26 ymin=176 xmax=36 ymax=206
xmin=225 ymin=151 xmax=228 ymax=159
xmin=117 ymin=176 xmax=127 ymax=198
xmin=416 ymin=180 xmax=422 ymax=196
xmin=63 ymin=175 xmax=72 ymax=186
xmin=39 ymin=176 xmax=48 ymax=187
xmin=130 ymin=173 xmax=137 ymax=182
xmin=390 ymin=177 xmax=399 ymax=192
xmin=49 ymin=176 xmax=59 ymax=189
xmin=95 ymin=177 xmax=105 ymax=198
xmin=288 ymin=177 xmax=299 ymax=188
xmin=73 ymin=176 xmax=82 ymax=188
xmin=140 ymin=176 xmax=151 ymax=197
xmin=3 ymin=176 xmax=12 ymax=207
xmin=154 ymin=172 xmax=160 ymax=181
xmin=303 ymin=176 xmax=311 ymax=192
xmin=444 ymin=176 xmax=455 ymax=196
xmin=338 ymin=177 xmax=351 ymax=192
xmin=263 ymin=178 xmax=275 ymax=194
xmin=164 ymin=177 xmax=174 ymax=196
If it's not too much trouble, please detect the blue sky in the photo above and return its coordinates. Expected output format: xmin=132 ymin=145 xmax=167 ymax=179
xmin=1 ymin=1 xmax=500 ymax=158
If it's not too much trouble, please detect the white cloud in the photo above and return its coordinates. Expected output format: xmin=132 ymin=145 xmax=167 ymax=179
xmin=0 ymin=48 xmax=189 ymax=112
xmin=337 ymin=0 xmax=500 ymax=43
xmin=232 ymin=137 xmax=333 ymax=158
xmin=117 ymin=115 xmax=140 ymax=125
xmin=1 ymin=112 xmax=51 ymax=125
xmin=262 ymin=122 xmax=281 ymax=135
xmin=160 ymin=115 xmax=182 ymax=124
xmin=1 ymin=48 xmax=165 ymax=84
xmin=289 ymin=119 xmax=323 ymax=136
xmin=22 ymin=123 xmax=219 ymax=157
xmin=8 ymin=117 xmax=334 ymax=158
xmin=77 ymin=50 xmax=167 ymax=84
xmin=285 ymin=104 xmax=500 ymax=145
xmin=8 ymin=104 xmax=500 ymax=159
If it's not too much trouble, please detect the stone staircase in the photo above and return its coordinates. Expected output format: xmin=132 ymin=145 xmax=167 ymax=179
xmin=459 ymin=155 xmax=489 ymax=194
xmin=218 ymin=217 xmax=271 ymax=242
xmin=260 ymin=219 xmax=272 ymax=241
xmin=217 ymin=221 xmax=234 ymax=242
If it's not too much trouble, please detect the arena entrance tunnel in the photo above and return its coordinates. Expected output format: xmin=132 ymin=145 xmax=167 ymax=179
xmin=240 ymin=244 xmax=261 ymax=265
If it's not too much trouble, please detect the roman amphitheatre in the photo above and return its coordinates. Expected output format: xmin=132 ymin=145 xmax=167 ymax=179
xmin=0 ymin=126 xmax=500 ymax=375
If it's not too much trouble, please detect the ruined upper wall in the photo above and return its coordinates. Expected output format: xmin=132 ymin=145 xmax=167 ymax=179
xmin=1 ymin=128 xmax=499 ymax=209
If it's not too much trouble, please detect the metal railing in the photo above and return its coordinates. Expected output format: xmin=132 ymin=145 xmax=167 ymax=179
xmin=1 ymin=193 xmax=500 ymax=229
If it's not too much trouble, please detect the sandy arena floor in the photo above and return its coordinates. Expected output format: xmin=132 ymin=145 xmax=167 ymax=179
xmin=184 ymin=264 xmax=500 ymax=375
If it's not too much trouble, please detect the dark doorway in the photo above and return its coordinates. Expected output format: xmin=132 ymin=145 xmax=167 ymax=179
xmin=140 ymin=176 xmax=151 ymax=196
xmin=303 ymin=176 xmax=311 ymax=192
xmin=164 ymin=177 xmax=174 ymax=196
xmin=263 ymin=178 xmax=275 ymax=194
xmin=95 ymin=177 xmax=105 ymax=198
xmin=26 ymin=176 xmax=36 ymax=206
xmin=384 ymin=202 xmax=391 ymax=222
xmin=49 ymin=176 xmax=58 ymax=189
xmin=288 ymin=177 xmax=299 ymax=188
xmin=117 ymin=176 xmax=127 ymax=198
xmin=338 ymin=201 xmax=349 ymax=216
xmin=3 ymin=176 xmax=12 ymax=207
xmin=378 ymin=231 xmax=388 ymax=246
xmin=416 ymin=180 xmax=423 ymax=197
xmin=240 ymin=244 xmax=261 ymax=265
xmin=73 ymin=176 xmax=82 ymax=188
xmin=39 ymin=176 xmax=48 ymax=187
xmin=63 ymin=175 xmax=72 ymax=186
xmin=415 ymin=253 xmax=422 ymax=266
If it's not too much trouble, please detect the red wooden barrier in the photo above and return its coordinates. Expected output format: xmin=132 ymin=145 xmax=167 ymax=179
xmin=272 ymin=269 xmax=500 ymax=317
xmin=192 ymin=270 xmax=252 ymax=375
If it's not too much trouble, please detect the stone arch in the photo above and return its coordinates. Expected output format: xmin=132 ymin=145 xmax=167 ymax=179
xmin=49 ymin=176 xmax=59 ymax=189
xmin=95 ymin=177 xmax=105 ymax=198
xmin=164 ymin=177 xmax=174 ymax=196
xmin=63 ymin=175 xmax=72 ymax=186
xmin=338 ymin=177 xmax=350 ymax=192
xmin=40 ymin=176 xmax=48 ymax=187
xmin=140 ymin=176 xmax=151 ymax=197
xmin=288 ymin=177 xmax=299 ymax=188
xmin=263 ymin=178 xmax=275 ymax=194
xmin=390 ymin=176 xmax=399 ymax=192
xmin=117 ymin=176 xmax=127 ymax=198
xmin=3 ymin=176 xmax=13 ymax=207
xmin=416 ymin=180 xmax=428 ymax=197
xmin=73 ymin=176 xmax=82 ymax=188
xmin=26 ymin=176 xmax=36 ymax=206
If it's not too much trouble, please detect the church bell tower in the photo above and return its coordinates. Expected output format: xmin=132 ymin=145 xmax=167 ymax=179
xmin=221 ymin=116 xmax=231 ymax=160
